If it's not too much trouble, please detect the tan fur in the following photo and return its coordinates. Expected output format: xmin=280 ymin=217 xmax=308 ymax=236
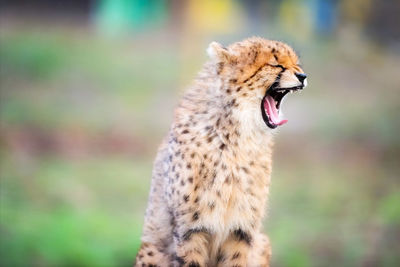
xmin=135 ymin=37 xmax=305 ymax=267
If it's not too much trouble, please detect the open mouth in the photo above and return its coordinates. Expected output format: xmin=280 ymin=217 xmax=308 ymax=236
xmin=261 ymin=85 xmax=303 ymax=129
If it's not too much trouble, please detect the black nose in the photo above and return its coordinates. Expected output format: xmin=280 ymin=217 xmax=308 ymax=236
xmin=295 ymin=73 xmax=307 ymax=84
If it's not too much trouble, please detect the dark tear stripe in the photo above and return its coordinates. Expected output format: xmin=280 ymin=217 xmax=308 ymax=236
xmin=182 ymin=227 xmax=210 ymax=241
xmin=270 ymin=68 xmax=285 ymax=89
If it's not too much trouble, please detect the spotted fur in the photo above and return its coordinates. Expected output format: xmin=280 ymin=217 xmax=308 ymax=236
xmin=135 ymin=37 xmax=305 ymax=267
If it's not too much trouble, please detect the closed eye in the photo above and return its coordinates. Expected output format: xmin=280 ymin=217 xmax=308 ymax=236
xmin=243 ymin=63 xmax=286 ymax=83
xmin=268 ymin=63 xmax=286 ymax=70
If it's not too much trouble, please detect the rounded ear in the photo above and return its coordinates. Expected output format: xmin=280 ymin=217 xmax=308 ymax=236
xmin=207 ymin=41 xmax=231 ymax=62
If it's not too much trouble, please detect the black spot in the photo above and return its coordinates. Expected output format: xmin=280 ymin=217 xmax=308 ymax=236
xmin=182 ymin=129 xmax=189 ymax=134
xmin=232 ymin=252 xmax=241 ymax=259
xmin=147 ymin=251 xmax=154 ymax=256
xmin=217 ymin=62 xmax=224 ymax=74
xmin=210 ymin=170 xmax=216 ymax=180
xmin=192 ymin=212 xmax=199 ymax=221
xmin=188 ymin=177 xmax=193 ymax=183
xmin=183 ymin=195 xmax=189 ymax=202
xmin=224 ymin=176 xmax=230 ymax=184
xmin=219 ymin=143 xmax=226 ymax=150
xmin=182 ymin=227 xmax=210 ymax=241
xmin=246 ymin=188 xmax=255 ymax=196
xmin=217 ymin=251 xmax=225 ymax=262
xmin=233 ymin=229 xmax=252 ymax=245
xmin=253 ymin=50 xmax=259 ymax=62
xmin=208 ymin=202 xmax=215 ymax=210
xmin=188 ymin=262 xmax=200 ymax=267
xmin=172 ymin=230 xmax=179 ymax=238
xmin=170 ymin=215 xmax=176 ymax=227
xmin=224 ymin=134 xmax=230 ymax=141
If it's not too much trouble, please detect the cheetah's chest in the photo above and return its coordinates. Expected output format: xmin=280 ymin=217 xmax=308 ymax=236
xmin=198 ymin=162 xmax=270 ymax=234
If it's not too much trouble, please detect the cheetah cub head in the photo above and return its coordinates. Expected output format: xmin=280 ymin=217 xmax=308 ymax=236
xmin=207 ymin=37 xmax=307 ymax=130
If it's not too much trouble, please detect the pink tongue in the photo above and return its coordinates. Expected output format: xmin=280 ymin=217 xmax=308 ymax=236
xmin=264 ymin=95 xmax=288 ymax=126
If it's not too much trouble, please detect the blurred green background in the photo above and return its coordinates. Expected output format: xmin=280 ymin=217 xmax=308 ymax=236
xmin=0 ymin=0 xmax=399 ymax=266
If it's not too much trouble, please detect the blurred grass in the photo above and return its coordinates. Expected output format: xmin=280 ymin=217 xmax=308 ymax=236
xmin=0 ymin=31 xmax=181 ymax=132
xmin=269 ymin=160 xmax=400 ymax=267
xmin=0 ymin=154 xmax=151 ymax=266
xmin=0 ymin=26 xmax=399 ymax=267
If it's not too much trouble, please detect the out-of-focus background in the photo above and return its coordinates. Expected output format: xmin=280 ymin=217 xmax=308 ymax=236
xmin=0 ymin=0 xmax=399 ymax=266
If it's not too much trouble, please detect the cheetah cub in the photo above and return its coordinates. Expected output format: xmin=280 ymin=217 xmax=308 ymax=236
xmin=135 ymin=37 xmax=307 ymax=267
